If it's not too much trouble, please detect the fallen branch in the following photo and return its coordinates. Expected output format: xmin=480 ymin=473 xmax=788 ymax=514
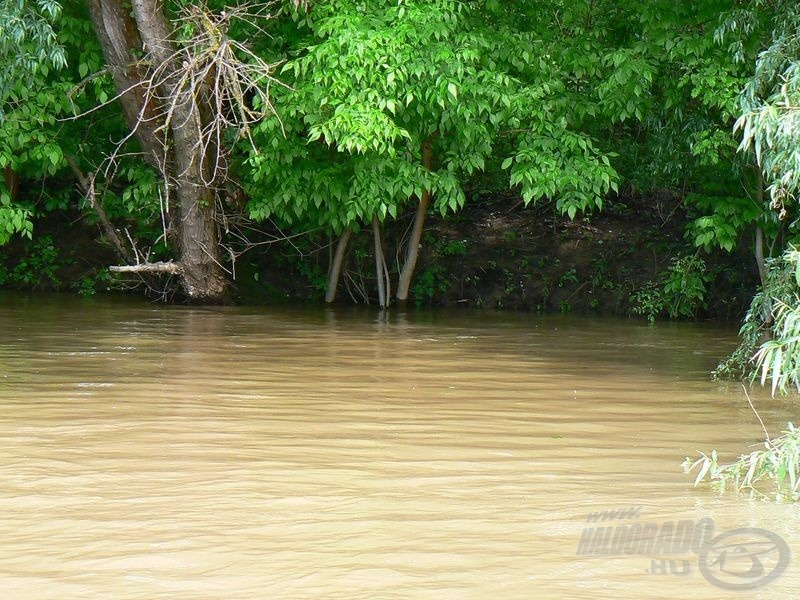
xmin=110 ymin=261 xmax=182 ymax=274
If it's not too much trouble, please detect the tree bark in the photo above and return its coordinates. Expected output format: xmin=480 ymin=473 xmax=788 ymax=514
xmin=372 ymin=215 xmax=388 ymax=308
xmin=110 ymin=261 xmax=180 ymax=274
xmin=396 ymin=140 xmax=433 ymax=302
xmin=755 ymin=226 xmax=768 ymax=290
xmin=325 ymin=229 xmax=352 ymax=303
xmin=3 ymin=167 xmax=17 ymax=202
xmin=754 ymin=171 xmax=769 ymax=290
xmin=120 ymin=0 xmax=228 ymax=303
xmin=87 ymin=0 xmax=165 ymax=170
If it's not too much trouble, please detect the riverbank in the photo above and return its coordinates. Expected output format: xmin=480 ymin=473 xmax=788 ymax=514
xmin=0 ymin=191 xmax=758 ymax=320
xmin=236 ymin=191 xmax=758 ymax=320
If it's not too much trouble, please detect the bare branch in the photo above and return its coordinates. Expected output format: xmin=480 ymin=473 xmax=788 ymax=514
xmin=66 ymin=155 xmax=134 ymax=264
xmin=110 ymin=261 xmax=182 ymax=274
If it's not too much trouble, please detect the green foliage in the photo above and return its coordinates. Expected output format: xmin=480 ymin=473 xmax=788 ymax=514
xmin=412 ymin=263 xmax=448 ymax=305
xmin=0 ymin=187 xmax=32 ymax=244
xmin=662 ymin=255 xmax=712 ymax=316
xmin=721 ymin=247 xmax=800 ymax=395
xmin=629 ymin=283 xmax=664 ymax=323
xmin=72 ymin=269 xmax=116 ymax=296
xmin=295 ymin=259 xmax=328 ymax=296
xmin=0 ymin=0 xmax=68 ymax=246
xmin=411 ymin=234 xmax=466 ymax=304
xmin=603 ymin=2 xmax=752 ymax=192
xmin=716 ymin=249 xmax=797 ymax=381
xmin=713 ymin=3 xmax=800 ymax=395
xmin=558 ymin=268 xmax=578 ymax=288
xmin=504 ymin=131 xmax=617 ymax=218
xmin=0 ymin=0 xmax=66 ymax=106
xmin=440 ymin=239 xmax=467 ymax=257
xmin=685 ymin=422 xmax=800 ymax=500
xmin=732 ymin=1 xmax=800 ymax=208
xmin=754 ymin=297 xmax=800 ymax=395
xmin=6 ymin=234 xmax=61 ymax=288
xmin=590 ymin=257 xmax=616 ymax=291
xmin=686 ymin=193 xmax=766 ymax=252
xmin=0 ymin=5 xmax=109 ymax=248
xmin=631 ymin=255 xmax=712 ymax=321
xmin=244 ymin=0 xmax=622 ymax=236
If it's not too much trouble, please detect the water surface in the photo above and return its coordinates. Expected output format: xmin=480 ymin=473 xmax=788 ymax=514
xmin=0 ymin=294 xmax=796 ymax=598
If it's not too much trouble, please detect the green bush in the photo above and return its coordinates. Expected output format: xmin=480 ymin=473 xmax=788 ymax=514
xmin=630 ymin=255 xmax=712 ymax=321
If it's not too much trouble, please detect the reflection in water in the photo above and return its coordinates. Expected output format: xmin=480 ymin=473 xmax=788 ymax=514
xmin=0 ymin=293 xmax=796 ymax=599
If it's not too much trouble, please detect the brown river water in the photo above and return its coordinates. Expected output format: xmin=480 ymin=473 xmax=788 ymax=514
xmin=0 ymin=293 xmax=797 ymax=599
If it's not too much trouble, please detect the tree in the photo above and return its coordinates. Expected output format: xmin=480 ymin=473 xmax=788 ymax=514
xmin=244 ymin=0 xmax=618 ymax=304
xmin=84 ymin=0 xmax=223 ymax=301
xmin=84 ymin=0 xmax=284 ymax=302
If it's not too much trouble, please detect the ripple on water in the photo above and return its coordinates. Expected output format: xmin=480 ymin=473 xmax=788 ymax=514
xmin=0 ymin=298 xmax=793 ymax=599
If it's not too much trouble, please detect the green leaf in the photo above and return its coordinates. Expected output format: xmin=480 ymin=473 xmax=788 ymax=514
xmin=447 ymin=82 xmax=458 ymax=100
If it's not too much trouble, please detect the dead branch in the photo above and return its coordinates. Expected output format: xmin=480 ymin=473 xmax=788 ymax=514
xmin=66 ymin=155 xmax=134 ymax=263
xmin=110 ymin=261 xmax=182 ymax=274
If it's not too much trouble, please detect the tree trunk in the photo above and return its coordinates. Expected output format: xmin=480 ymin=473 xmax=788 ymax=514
xmin=113 ymin=0 xmax=229 ymax=303
xmin=87 ymin=0 xmax=166 ymax=170
xmin=3 ymin=167 xmax=17 ymax=202
xmin=753 ymin=169 xmax=774 ymax=332
xmin=755 ymin=226 xmax=768 ymax=290
xmin=754 ymin=171 xmax=769 ymax=290
xmin=396 ymin=140 xmax=433 ymax=302
xmin=325 ymin=229 xmax=352 ymax=303
xmin=372 ymin=215 xmax=388 ymax=308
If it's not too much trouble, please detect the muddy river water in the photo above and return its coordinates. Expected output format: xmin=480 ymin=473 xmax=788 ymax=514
xmin=0 ymin=294 xmax=797 ymax=599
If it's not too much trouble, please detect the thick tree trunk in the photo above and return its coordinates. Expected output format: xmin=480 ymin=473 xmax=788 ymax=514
xmin=372 ymin=215 xmax=388 ymax=308
xmin=396 ymin=140 xmax=433 ymax=302
xmin=120 ymin=0 xmax=228 ymax=302
xmin=87 ymin=0 xmax=165 ymax=170
xmin=325 ymin=229 xmax=352 ymax=303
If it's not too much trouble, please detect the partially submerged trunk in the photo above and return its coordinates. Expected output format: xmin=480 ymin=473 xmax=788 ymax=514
xmin=325 ymin=229 xmax=352 ymax=303
xmin=396 ymin=140 xmax=433 ymax=302
xmin=372 ymin=215 xmax=388 ymax=308
xmin=88 ymin=0 xmax=229 ymax=302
